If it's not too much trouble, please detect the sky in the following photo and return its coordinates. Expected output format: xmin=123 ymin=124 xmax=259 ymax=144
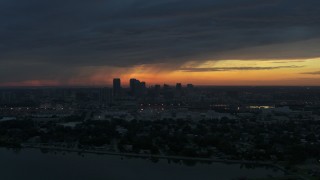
xmin=0 ymin=0 xmax=319 ymax=86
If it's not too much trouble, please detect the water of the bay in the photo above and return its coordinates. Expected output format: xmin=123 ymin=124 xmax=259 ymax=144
xmin=0 ymin=148 xmax=285 ymax=180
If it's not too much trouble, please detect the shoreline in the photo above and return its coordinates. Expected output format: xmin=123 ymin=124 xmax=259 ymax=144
xmin=3 ymin=145 xmax=307 ymax=179
xmin=21 ymin=145 xmax=286 ymax=171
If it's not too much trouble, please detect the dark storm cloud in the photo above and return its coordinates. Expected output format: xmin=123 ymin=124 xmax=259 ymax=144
xmin=180 ymin=65 xmax=303 ymax=72
xmin=1 ymin=0 xmax=320 ymax=82
xmin=301 ymin=71 xmax=320 ymax=75
xmin=271 ymin=60 xmax=307 ymax=64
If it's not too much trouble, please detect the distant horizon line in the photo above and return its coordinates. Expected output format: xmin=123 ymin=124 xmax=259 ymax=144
xmin=0 ymin=85 xmax=319 ymax=89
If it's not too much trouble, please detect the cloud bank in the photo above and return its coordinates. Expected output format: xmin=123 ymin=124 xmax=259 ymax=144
xmin=301 ymin=71 xmax=320 ymax=75
xmin=180 ymin=65 xmax=303 ymax=72
xmin=0 ymin=0 xmax=320 ymax=84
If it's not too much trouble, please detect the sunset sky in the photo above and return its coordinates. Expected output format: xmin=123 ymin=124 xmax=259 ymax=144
xmin=0 ymin=0 xmax=319 ymax=86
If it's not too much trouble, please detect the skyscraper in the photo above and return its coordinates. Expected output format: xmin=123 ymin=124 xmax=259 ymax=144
xmin=141 ymin=81 xmax=146 ymax=89
xmin=130 ymin=78 xmax=142 ymax=96
xmin=113 ymin=78 xmax=121 ymax=97
xmin=130 ymin=78 xmax=137 ymax=95
xmin=187 ymin=84 xmax=194 ymax=89
xmin=176 ymin=83 xmax=182 ymax=91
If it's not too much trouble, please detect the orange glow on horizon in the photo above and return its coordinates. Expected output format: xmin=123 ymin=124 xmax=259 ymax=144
xmin=1 ymin=58 xmax=319 ymax=87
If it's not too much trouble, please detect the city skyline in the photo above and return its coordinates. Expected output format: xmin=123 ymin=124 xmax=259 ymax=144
xmin=1 ymin=1 xmax=320 ymax=178
xmin=1 ymin=0 xmax=320 ymax=86
xmin=112 ymin=78 xmax=194 ymax=90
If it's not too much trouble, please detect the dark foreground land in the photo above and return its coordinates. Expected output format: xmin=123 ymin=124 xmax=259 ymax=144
xmin=1 ymin=118 xmax=320 ymax=179
xmin=1 ymin=86 xmax=320 ymax=179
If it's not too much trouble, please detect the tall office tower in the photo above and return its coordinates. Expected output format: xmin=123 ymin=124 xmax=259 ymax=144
xmin=187 ymin=84 xmax=194 ymax=89
xmin=130 ymin=78 xmax=137 ymax=94
xmin=113 ymin=78 xmax=122 ymax=97
xmin=141 ymin=81 xmax=146 ymax=89
xmin=130 ymin=78 xmax=144 ymax=96
xmin=176 ymin=83 xmax=182 ymax=91
xmin=140 ymin=81 xmax=147 ymax=95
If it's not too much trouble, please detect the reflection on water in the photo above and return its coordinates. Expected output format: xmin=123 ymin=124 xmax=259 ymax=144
xmin=0 ymin=148 xmax=284 ymax=180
